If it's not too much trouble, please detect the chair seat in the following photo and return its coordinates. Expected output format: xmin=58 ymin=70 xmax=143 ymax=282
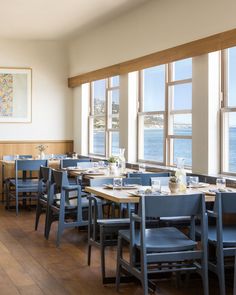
xmin=10 ymin=178 xmax=39 ymax=188
xmin=199 ymin=225 xmax=236 ymax=247
xmin=119 ymin=227 xmax=197 ymax=252
xmin=97 ymin=218 xmax=130 ymax=226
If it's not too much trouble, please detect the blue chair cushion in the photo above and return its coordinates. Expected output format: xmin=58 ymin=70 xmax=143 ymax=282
xmin=98 ymin=218 xmax=130 ymax=226
xmin=9 ymin=178 xmax=39 ymax=188
xmin=119 ymin=227 xmax=197 ymax=252
xmin=198 ymin=225 xmax=236 ymax=247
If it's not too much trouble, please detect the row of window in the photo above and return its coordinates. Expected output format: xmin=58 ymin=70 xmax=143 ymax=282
xmin=88 ymin=46 xmax=236 ymax=174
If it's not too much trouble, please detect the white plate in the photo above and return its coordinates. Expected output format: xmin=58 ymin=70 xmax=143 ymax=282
xmin=104 ymin=184 xmax=137 ymax=190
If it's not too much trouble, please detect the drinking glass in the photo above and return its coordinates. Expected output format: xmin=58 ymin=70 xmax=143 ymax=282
xmin=139 ymin=163 xmax=146 ymax=173
xmin=98 ymin=161 xmax=105 ymax=168
xmin=113 ymin=178 xmax=123 ymax=189
xmin=188 ymin=176 xmax=199 ymax=188
xmin=151 ymin=179 xmax=161 ymax=193
xmin=93 ymin=162 xmax=99 ymax=168
xmin=216 ymin=177 xmax=226 ymax=189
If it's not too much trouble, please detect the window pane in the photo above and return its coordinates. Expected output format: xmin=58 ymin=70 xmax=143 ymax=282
xmin=93 ymin=117 xmax=105 ymax=155
xmin=228 ymin=47 xmax=236 ymax=107
xmin=224 ymin=112 xmax=236 ymax=172
xmin=173 ymin=138 xmax=192 ymax=167
xmin=111 ymin=132 xmax=119 ymax=155
xmin=173 ymin=114 xmax=192 ymax=136
xmin=173 ymin=58 xmax=192 ymax=81
xmin=141 ymin=115 xmax=164 ymax=162
xmin=109 ymin=89 xmax=119 ymax=114
xmin=110 ymin=76 xmax=119 ymax=87
xmin=112 ymin=117 xmax=119 ymax=129
xmin=93 ymin=79 xmax=106 ymax=115
xmin=170 ymin=83 xmax=192 ymax=110
xmin=143 ymin=65 xmax=165 ymax=112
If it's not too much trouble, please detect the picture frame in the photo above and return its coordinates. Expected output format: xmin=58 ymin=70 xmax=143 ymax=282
xmin=0 ymin=68 xmax=32 ymax=123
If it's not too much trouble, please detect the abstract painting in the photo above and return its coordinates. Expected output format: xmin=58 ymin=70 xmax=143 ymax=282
xmin=0 ymin=68 xmax=31 ymax=122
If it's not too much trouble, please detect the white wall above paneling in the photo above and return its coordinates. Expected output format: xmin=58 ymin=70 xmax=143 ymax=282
xmin=0 ymin=40 xmax=72 ymax=140
xmin=68 ymin=0 xmax=236 ymax=77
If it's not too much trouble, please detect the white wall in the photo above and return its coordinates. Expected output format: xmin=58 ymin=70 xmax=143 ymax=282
xmin=68 ymin=0 xmax=236 ymax=76
xmin=0 ymin=39 xmax=72 ymax=140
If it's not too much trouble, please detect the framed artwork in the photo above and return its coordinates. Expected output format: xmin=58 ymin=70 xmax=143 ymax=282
xmin=0 ymin=68 xmax=32 ymax=123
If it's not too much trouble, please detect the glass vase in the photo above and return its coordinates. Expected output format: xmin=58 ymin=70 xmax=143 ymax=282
xmin=118 ymin=148 xmax=126 ymax=173
xmin=175 ymin=157 xmax=186 ymax=191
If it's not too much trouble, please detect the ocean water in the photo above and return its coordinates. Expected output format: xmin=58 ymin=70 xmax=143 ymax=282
xmin=93 ymin=128 xmax=236 ymax=172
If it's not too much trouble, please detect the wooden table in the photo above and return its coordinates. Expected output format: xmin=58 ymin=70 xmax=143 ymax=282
xmin=84 ymin=184 xmax=228 ymax=204
xmin=69 ymin=168 xmax=136 ymax=180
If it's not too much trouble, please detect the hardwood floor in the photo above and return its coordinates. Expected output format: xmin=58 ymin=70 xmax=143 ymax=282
xmin=0 ymin=205 xmax=233 ymax=295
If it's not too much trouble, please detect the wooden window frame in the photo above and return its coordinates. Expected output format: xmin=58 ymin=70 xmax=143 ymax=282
xmin=221 ymin=48 xmax=236 ymax=175
xmin=138 ymin=59 xmax=192 ymax=167
xmin=88 ymin=77 xmax=120 ymax=157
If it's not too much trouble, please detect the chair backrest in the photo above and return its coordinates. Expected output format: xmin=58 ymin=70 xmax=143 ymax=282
xmin=214 ymin=192 xmax=236 ymax=215
xmin=150 ymin=176 xmax=170 ymax=186
xmin=39 ymin=166 xmax=52 ymax=182
xmin=16 ymin=159 xmax=48 ymax=172
xmin=123 ymin=177 xmax=142 ymax=186
xmin=128 ymin=172 xmax=171 ymax=186
xmin=60 ymin=158 xmax=91 ymax=169
xmin=140 ymin=194 xmax=205 ymax=219
xmin=52 ymin=169 xmax=70 ymax=188
xmin=39 ymin=166 xmax=52 ymax=194
xmin=89 ymin=178 xmax=113 ymax=187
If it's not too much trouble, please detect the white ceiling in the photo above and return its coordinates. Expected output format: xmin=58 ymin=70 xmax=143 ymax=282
xmin=0 ymin=0 xmax=148 ymax=40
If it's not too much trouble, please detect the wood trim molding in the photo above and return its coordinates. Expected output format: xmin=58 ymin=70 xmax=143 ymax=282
xmin=0 ymin=140 xmax=73 ymax=144
xmin=68 ymin=28 xmax=236 ymax=88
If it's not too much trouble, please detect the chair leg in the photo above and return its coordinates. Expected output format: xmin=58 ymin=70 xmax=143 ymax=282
xmin=100 ymin=226 xmax=106 ymax=283
xmin=56 ymin=223 xmax=64 ymax=247
xmin=234 ymin=252 xmax=236 ymax=295
xmin=116 ymin=236 xmax=122 ymax=291
xmin=56 ymin=207 xmax=65 ymax=247
xmin=45 ymin=209 xmax=53 ymax=239
xmin=87 ymin=243 xmax=92 ymax=266
xmin=15 ymin=191 xmax=19 ymax=215
xmin=35 ymin=204 xmax=42 ymax=230
xmin=201 ymin=256 xmax=209 ymax=295
xmin=217 ymin=263 xmax=226 ymax=295
xmin=216 ymin=242 xmax=226 ymax=295
xmin=140 ymin=244 xmax=148 ymax=295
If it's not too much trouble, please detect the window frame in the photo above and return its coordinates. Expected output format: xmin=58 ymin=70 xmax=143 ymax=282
xmin=166 ymin=62 xmax=192 ymax=167
xmin=137 ymin=68 xmax=167 ymax=165
xmin=88 ymin=77 xmax=120 ymax=157
xmin=137 ymin=59 xmax=192 ymax=167
xmin=221 ymin=48 xmax=236 ymax=175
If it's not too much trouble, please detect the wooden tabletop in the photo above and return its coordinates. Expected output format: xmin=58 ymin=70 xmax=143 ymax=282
xmin=84 ymin=184 xmax=230 ymax=204
xmin=70 ymin=168 xmax=136 ymax=179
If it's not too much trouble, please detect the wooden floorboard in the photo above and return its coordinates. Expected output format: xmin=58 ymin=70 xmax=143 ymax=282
xmin=0 ymin=204 xmax=233 ymax=295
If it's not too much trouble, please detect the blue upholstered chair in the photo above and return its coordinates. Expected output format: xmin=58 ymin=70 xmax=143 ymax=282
xmin=46 ymin=169 xmax=90 ymax=247
xmin=60 ymin=158 xmax=91 ymax=169
xmin=6 ymin=159 xmax=48 ymax=215
xmin=116 ymin=193 xmax=209 ymax=295
xmin=206 ymin=192 xmax=236 ymax=295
